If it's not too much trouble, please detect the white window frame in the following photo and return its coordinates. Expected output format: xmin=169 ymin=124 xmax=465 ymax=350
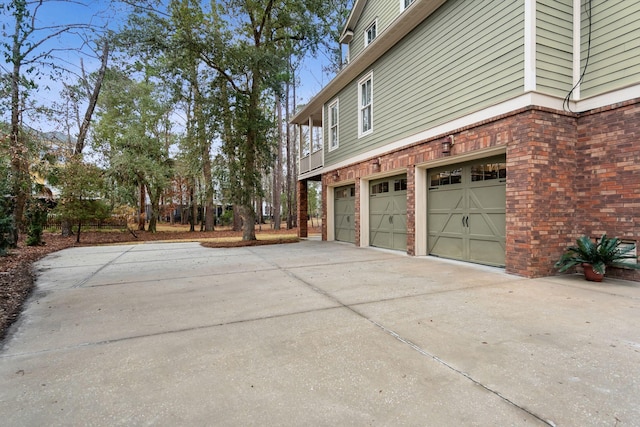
xmin=364 ymin=19 xmax=377 ymax=47
xmin=401 ymin=0 xmax=415 ymax=11
xmin=358 ymin=72 xmax=374 ymax=137
xmin=328 ymin=99 xmax=339 ymax=151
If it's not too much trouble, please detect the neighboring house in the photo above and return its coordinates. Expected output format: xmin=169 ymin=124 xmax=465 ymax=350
xmin=291 ymin=0 xmax=640 ymax=280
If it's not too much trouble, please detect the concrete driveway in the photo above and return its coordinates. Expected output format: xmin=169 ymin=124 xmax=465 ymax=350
xmin=1 ymin=240 xmax=639 ymax=426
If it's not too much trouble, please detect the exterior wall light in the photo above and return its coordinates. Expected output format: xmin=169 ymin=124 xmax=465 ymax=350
xmin=442 ymin=135 xmax=454 ymax=155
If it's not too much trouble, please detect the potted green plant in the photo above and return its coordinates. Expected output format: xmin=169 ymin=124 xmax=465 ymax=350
xmin=555 ymin=234 xmax=640 ymax=281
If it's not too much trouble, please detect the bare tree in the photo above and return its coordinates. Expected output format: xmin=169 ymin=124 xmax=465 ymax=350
xmin=1 ymin=0 xmax=101 ymax=244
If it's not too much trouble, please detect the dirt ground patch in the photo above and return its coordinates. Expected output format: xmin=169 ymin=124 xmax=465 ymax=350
xmin=0 ymin=225 xmax=318 ymax=342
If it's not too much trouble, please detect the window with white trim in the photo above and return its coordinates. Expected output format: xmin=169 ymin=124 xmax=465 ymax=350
xmin=358 ymin=72 xmax=373 ymax=137
xmin=329 ymin=99 xmax=339 ymax=150
xmin=402 ymin=0 xmax=415 ymax=10
xmin=365 ymin=20 xmax=377 ymax=46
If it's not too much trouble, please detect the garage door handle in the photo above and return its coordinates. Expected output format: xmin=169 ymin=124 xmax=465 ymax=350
xmin=465 ymin=216 xmax=469 ymax=227
xmin=347 ymin=215 xmax=350 ymax=223
xmin=389 ymin=216 xmax=393 ymax=224
xmin=461 ymin=216 xmax=469 ymax=227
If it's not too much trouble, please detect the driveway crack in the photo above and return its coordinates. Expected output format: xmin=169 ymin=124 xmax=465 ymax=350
xmin=71 ymin=246 xmax=136 ymax=288
xmin=247 ymin=248 xmax=555 ymax=427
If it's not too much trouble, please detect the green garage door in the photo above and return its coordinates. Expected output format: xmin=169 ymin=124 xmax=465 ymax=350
xmin=335 ymin=185 xmax=356 ymax=243
xmin=428 ymin=157 xmax=506 ymax=267
xmin=370 ymin=175 xmax=407 ymax=251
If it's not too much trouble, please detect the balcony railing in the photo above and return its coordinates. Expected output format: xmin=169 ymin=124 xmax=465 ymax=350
xmin=299 ymin=150 xmax=323 ymax=175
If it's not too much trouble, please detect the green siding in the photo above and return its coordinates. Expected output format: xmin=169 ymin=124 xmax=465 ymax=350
xmin=536 ymin=0 xmax=573 ymax=96
xmin=349 ymin=0 xmax=400 ymax=59
xmin=581 ymin=0 xmax=640 ymax=97
xmin=327 ymin=0 xmax=524 ymax=167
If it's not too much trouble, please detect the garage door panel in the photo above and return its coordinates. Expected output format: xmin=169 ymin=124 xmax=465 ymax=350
xmin=393 ymin=213 xmax=407 ymax=234
xmin=393 ymin=232 xmax=407 ymax=251
xmin=469 ymin=185 xmax=506 ymax=204
xmin=428 ymin=189 xmax=464 ymax=210
xmin=468 ymin=212 xmax=505 ymax=238
xmin=370 ymin=176 xmax=407 ymax=251
xmin=335 ymin=226 xmax=353 ymax=242
xmin=335 ymin=185 xmax=355 ymax=244
xmin=370 ymin=212 xmax=391 ymax=234
xmin=469 ymin=239 xmax=505 ymax=266
xmin=430 ymin=213 xmax=465 ymax=235
xmin=370 ymin=196 xmax=390 ymax=212
xmin=429 ymin=236 xmax=464 ymax=259
xmin=371 ymin=230 xmax=391 ymax=248
xmin=428 ymin=157 xmax=506 ymax=267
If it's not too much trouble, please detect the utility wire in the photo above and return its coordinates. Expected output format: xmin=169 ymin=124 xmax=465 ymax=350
xmin=564 ymin=0 xmax=593 ymax=112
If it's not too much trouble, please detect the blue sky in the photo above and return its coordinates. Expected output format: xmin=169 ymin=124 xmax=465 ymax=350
xmin=1 ymin=0 xmax=334 ymax=134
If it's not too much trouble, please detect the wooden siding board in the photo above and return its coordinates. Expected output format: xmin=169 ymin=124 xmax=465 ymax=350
xmin=325 ymin=0 xmax=525 ymax=166
xmin=536 ymin=0 xmax=573 ymax=96
xmin=349 ymin=0 xmax=399 ymax=59
xmin=581 ymin=0 xmax=640 ymax=97
xmin=538 ymin=0 xmax=572 ymax=15
xmin=325 ymin=82 xmax=359 ymax=165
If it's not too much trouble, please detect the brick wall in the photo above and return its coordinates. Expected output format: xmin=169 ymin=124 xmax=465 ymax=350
xmin=321 ymin=101 xmax=640 ymax=281
xmin=576 ymin=100 xmax=640 ymax=280
xmin=297 ymin=180 xmax=308 ymax=238
xmin=505 ymin=109 xmax=578 ymax=277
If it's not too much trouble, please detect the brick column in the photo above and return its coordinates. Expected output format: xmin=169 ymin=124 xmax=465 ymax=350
xmin=297 ymin=179 xmax=308 ymax=238
xmin=505 ymin=109 xmax=577 ymax=277
xmin=354 ymin=177 xmax=361 ymax=246
xmin=321 ymin=175 xmax=328 ymax=241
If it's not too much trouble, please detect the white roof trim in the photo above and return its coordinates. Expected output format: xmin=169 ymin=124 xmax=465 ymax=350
xmin=340 ymin=0 xmax=367 ymax=44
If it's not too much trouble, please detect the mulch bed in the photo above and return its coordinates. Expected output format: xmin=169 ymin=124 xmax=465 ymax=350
xmin=0 ymin=226 xmax=314 ymax=342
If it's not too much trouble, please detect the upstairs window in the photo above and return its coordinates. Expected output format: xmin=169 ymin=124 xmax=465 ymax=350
xmin=358 ymin=72 xmax=373 ymax=137
xmin=329 ymin=100 xmax=339 ymax=150
xmin=365 ymin=20 xmax=377 ymax=46
xmin=403 ymin=0 xmax=415 ymax=10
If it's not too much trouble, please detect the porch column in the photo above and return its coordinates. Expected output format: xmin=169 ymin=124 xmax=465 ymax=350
xmin=297 ymin=179 xmax=308 ymax=238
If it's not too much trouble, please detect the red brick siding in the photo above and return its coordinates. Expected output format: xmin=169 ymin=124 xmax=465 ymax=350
xmin=320 ymin=101 xmax=640 ymax=280
xmin=297 ymin=180 xmax=308 ymax=238
xmin=505 ymin=110 xmax=578 ymax=277
xmin=576 ymin=101 xmax=640 ymax=280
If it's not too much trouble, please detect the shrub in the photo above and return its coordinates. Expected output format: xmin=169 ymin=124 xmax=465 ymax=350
xmin=25 ymin=198 xmax=49 ymax=246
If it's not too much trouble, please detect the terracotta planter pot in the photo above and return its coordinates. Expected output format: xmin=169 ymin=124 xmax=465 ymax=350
xmin=582 ymin=263 xmax=604 ymax=282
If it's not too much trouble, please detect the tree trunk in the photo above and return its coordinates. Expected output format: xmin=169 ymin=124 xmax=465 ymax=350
xmin=138 ymin=184 xmax=146 ymax=231
xmin=76 ymin=220 xmax=82 ymax=243
xmin=194 ymin=77 xmax=215 ymax=232
xmin=285 ymin=73 xmax=294 ymax=230
xmin=189 ymin=184 xmax=196 ymax=232
xmin=147 ymin=186 xmax=161 ymax=233
xmin=232 ymin=205 xmax=242 ymax=231
xmin=9 ymin=22 xmax=26 ymax=247
xmin=61 ymin=220 xmax=73 ymax=237
xmin=291 ymin=68 xmax=298 ymax=229
xmin=239 ymin=204 xmax=256 ymax=241
xmin=273 ymin=95 xmax=282 ymax=230
xmin=75 ymin=41 xmax=109 ymax=155
xmin=239 ymin=81 xmax=262 ymax=241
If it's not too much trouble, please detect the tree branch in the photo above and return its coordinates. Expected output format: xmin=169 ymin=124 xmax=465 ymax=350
xmin=75 ymin=39 xmax=109 ymax=155
xmin=199 ymin=52 xmax=250 ymax=96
